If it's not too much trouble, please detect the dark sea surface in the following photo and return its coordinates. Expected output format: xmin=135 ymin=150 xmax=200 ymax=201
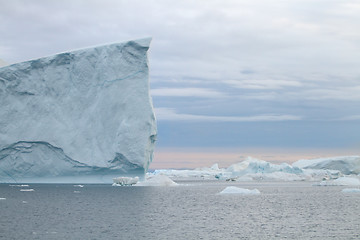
xmin=1 ymin=181 xmax=359 ymax=239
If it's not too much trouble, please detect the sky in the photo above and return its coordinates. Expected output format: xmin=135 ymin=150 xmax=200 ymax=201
xmin=1 ymin=0 xmax=359 ymax=168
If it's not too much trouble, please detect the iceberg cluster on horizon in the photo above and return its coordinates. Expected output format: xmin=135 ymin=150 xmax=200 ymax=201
xmin=152 ymin=156 xmax=360 ymax=184
xmin=0 ymin=38 xmax=157 ymax=183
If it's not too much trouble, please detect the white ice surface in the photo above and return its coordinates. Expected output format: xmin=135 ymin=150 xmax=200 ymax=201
xmin=152 ymin=156 xmax=357 ymax=182
xmin=0 ymin=38 xmax=156 ymax=183
xmin=20 ymin=189 xmax=35 ymax=192
xmin=135 ymin=175 xmax=178 ymax=186
xmin=218 ymin=186 xmax=260 ymax=195
xmin=227 ymin=157 xmax=303 ymax=176
xmin=293 ymin=156 xmax=360 ymax=175
xmin=112 ymin=176 xmax=139 ymax=186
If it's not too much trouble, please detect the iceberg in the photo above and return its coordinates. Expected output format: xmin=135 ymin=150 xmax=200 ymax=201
xmin=293 ymin=156 xmax=360 ymax=175
xmin=0 ymin=38 xmax=157 ymax=183
xmin=112 ymin=176 xmax=139 ymax=186
xmin=135 ymin=175 xmax=178 ymax=186
xmin=218 ymin=186 xmax=260 ymax=195
xmin=152 ymin=157 xmax=348 ymax=182
xmin=227 ymin=157 xmax=303 ymax=176
xmin=314 ymin=176 xmax=360 ymax=186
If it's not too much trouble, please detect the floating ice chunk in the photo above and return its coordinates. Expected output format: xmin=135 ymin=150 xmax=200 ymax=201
xmin=74 ymin=191 xmax=81 ymax=193
xmin=9 ymin=185 xmax=30 ymax=187
xmin=135 ymin=175 xmax=178 ymax=186
xmin=112 ymin=177 xmax=139 ymax=186
xmin=20 ymin=189 xmax=35 ymax=192
xmin=218 ymin=186 xmax=260 ymax=195
xmin=22 ymin=201 xmax=27 ymax=203
xmin=73 ymin=185 xmax=84 ymax=188
xmin=314 ymin=177 xmax=360 ymax=186
xmin=342 ymin=188 xmax=360 ymax=193
xmin=0 ymin=198 xmax=6 ymax=200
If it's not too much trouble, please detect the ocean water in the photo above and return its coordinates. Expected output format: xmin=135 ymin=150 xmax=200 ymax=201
xmin=1 ymin=181 xmax=359 ymax=239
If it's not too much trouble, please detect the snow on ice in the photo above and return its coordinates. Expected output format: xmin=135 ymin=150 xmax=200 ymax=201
xmin=135 ymin=175 xmax=178 ymax=187
xmin=112 ymin=177 xmax=139 ymax=186
xmin=218 ymin=186 xmax=260 ymax=195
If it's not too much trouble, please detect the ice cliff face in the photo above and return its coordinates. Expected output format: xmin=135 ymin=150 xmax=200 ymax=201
xmin=0 ymin=38 xmax=157 ymax=183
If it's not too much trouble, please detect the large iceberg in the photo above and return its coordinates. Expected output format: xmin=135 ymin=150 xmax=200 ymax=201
xmin=0 ymin=38 xmax=157 ymax=183
xmin=293 ymin=156 xmax=360 ymax=175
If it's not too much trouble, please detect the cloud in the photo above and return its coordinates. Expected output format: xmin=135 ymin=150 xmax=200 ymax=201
xmin=334 ymin=115 xmax=360 ymax=121
xmin=294 ymin=86 xmax=360 ymax=101
xmin=155 ymin=108 xmax=301 ymax=122
xmin=151 ymin=88 xmax=225 ymax=98
xmin=0 ymin=0 xmax=359 ymax=150
xmin=225 ymin=79 xmax=303 ymax=89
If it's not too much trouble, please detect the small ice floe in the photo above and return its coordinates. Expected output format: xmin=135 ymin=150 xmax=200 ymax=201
xmin=314 ymin=177 xmax=360 ymax=186
xmin=112 ymin=177 xmax=139 ymax=186
xmin=73 ymin=185 xmax=84 ymax=188
xmin=0 ymin=198 xmax=6 ymax=200
xmin=218 ymin=186 xmax=260 ymax=195
xmin=9 ymin=184 xmax=29 ymax=187
xmin=73 ymin=191 xmax=81 ymax=193
xmin=135 ymin=175 xmax=178 ymax=187
xmin=22 ymin=201 xmax=28 ymax=203
xmin=342 ymin=188 xmax=360 ymax=193
xmin=20 ymin=189 xmax=35 ymax=192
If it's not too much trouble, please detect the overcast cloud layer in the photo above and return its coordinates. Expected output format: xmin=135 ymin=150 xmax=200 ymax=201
xmin=1 ymin=0 xmax=359 ymax=151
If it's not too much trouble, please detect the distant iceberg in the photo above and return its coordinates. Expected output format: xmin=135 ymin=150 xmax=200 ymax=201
xmin=293 ymin=156 xmax=360 ymax=175
xmin=153 ymin=156 xmax=359 ymax=182
xmin=226 ymin=157 xmax=303 ymax=178
xmin=0 ymin=38 xmax=156 ymax=183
